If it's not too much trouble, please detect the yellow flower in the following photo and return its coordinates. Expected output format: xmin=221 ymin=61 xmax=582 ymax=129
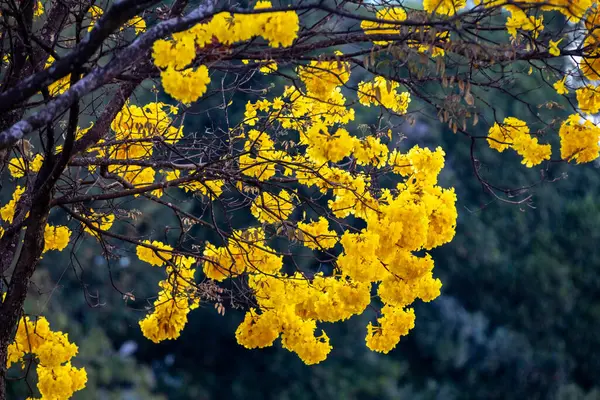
xmin=251 ymin=190 xmax=295 ymax=224
xmin=7 ymin=316 xmax=86 ymax=398
xmin=576 ymin=86 xmax=600 ymax=114
xmin=87 ymin=5 xmax=103 ymax=31
xmin=43 ymin=225 xmax=71 ymax=253
xmin=0 ymin=186 xmax=25 ymax=224
xmin=549 ymin=38 xmax=563 ymax=56
xmin=160 ymin=66 xmax=210 ymax=104
xmin=423 ymin=0 xmax=466 ymax=15
xmin=82 ymin=209 xmax=115 ymax=237
xmin=554 ymin=76 xmax=568 ymax=94
xmin=559 ymin=114 xmax=600 ymax=163
xmin=34 ymin=0 xmax=43 ymax=17
xmin=487 ymin=117 xmax=550 ymax=167
xmin=8 ymin=154 xmax=43 ymax=178
xmin=136 ymin=240 xmax=173 ymax=267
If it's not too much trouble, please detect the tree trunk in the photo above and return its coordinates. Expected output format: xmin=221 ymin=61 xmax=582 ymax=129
xmin=0 ymin=333 xmax=7 ymax=400
xmin=0 ymin=187 xmax=51 ymax=400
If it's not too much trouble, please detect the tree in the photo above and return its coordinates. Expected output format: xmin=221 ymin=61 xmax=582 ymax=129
xmin=0 ymin=0 xmax=599 ymax=398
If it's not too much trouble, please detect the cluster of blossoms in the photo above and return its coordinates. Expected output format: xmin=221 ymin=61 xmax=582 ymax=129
xmin=43 ymin=225 xmax=71 ymax=253
xmin=486 ymin=117 xmax=552 ymax=167
xmin=138 ymin=253 xmax=199 ymax=343
xmin=358 ymin=76 xmax=412 ymax=115
xmin=98 ymin=101 xmax=183 ymax=191
xmin=8 ymin=154 xmax=43 ymax=178
xmin=152 ymin=0 xmax=299 ymax=104
xmin=81 ymin=209 xmax=115 ymax=238
xmin=360 ymin=6 xmax=449 ymax=57
xmin=576 ymin=86 xmax=600 ymax=114
xmin=225 ymin=134 xmax=456 ymax=362
xmin=203 ymin=228 xmax=284 ymax=282
xmin=131 ymin=7 xmax=457 ymax=364
xmin=6 ymin=316 xmax=86 ymax=399
xmin=559 ymin=114 xmax=600 ymax=163
xmin=0 ymin=185 xmax=25 ymax=225
xmin=183 ymin=41 xmax=454 ymax=363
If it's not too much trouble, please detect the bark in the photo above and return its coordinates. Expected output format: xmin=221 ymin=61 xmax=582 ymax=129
xmin=0 ymin=187 xmax=51 ymax=400
xmin=0 ymin=345 xmax=5 ymax=400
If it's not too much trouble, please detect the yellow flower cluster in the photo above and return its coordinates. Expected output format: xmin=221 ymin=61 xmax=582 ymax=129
xmin=94 ymin=102 xmax=183 ymax=194
xmin=110 ymin=102 xmax=181 ymax=157
xmin=423 ymin=0 xmax=466 ymax=15
xmin=0 ymin=185 xmax=25 ymax=224
xmin=87 ymin=5 xmax=104 ymax=31
xmin=135 ymin=17 xmax=462 ymax=363
xmin=366 ymin=305 xmax=415 ymax=353
xmin=136 ymin=240 xmax=173 ymax=267
xmin=554 ymin=76 xmax=568 ymax=94
xmin=233 ymin=145 xmax=455 ymax=359
xmin=139 ymin=255 xmax=199 ymax=343
xmin=235 ymin=272 xmax=371 ymax=364
xmin=43 ymin=225 xmax=71 ymax=253
xmin=232 ymin=134 xmax=456 ymax=360
xmin=505 ymin=6 xmax=544 ymax=39
xmin=477 ymin=0 xmax=595 ymax=40
xmin=576 ymin=86 xmax=600 ymax=114
xmin=160 ymin=66 xmax=210 ymax=105
xmin=250 ymin=190 xmax=295 ymax=224
xmin=34 ymin=0 xmax=43 ymax=17
xmin=182 ymin=178 xmax=225 ymax=198
xmin=7 ymin=316 xmax=86 ymax=399
xmin=82 ymin=209 xmax=115 ymax=238
xmin=123 ymin=15 xmax=146 ymax=34
xmin=549 ymin=38 xmax=562 ymax=56
xmin=302 ymin=124 xmax=358 ymax=164
xmin=358 ymin=76 xmax=411 ymax=115
xmin=559 ymin=114 xmax=600 ymax=163
xmin=8 ymin=154 xmax=43 ymax=178
xmin=581 ymin=10 xmax=600 ymax=80
xmin=239 ymin=128 xmax=291 ymax=180
xmin=360 ymin=7 xmax=407 ymax=45
xmin=152 ymin=1 xmax=298 ymax=103
xmin=540 ymin=0 xmax=593 ymax=22
xmin=487 ymin=117 xmax=551 ymax=167
xmin=45 ymin=56 xmax=71 ymax=96
xmin=203 ymin=228 xmax=283 ymax=281
xmin=296 ymin=217 xmax=338 ymax=250
xmin=281 ymin=85 xmax=355 ymax=129
xmin=297 ymin=55 xmax=351 ymax=100
xmin=361 ymin=7 xmax=448 ymax=56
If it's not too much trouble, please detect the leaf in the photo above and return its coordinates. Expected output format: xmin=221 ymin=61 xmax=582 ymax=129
xmin=374 ymin=86 xmax=382 ymax=102
xmin=464 ymin=91 xmax=475 ymax=106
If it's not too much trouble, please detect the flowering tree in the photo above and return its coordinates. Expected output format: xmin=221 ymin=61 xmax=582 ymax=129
xmin=0 ymin=0 xmax=599 ymax=397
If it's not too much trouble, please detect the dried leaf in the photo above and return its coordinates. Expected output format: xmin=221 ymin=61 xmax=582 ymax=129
xmin=464 ymin=91 xmax=475 ymax=106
